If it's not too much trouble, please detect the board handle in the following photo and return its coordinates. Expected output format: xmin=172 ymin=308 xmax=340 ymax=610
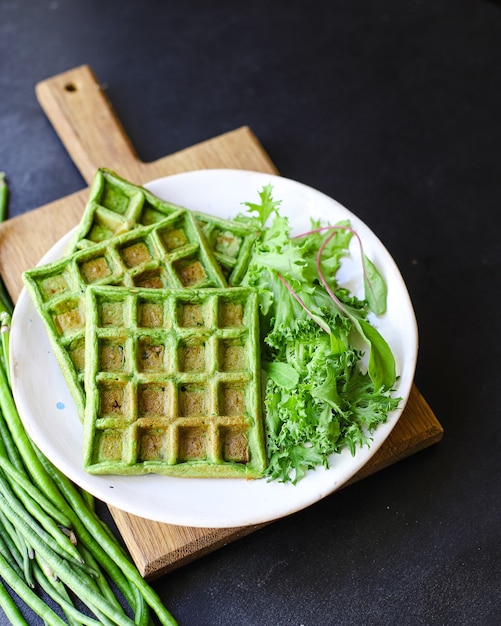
xmin=35 ymin=65 xmax=145 ymax=184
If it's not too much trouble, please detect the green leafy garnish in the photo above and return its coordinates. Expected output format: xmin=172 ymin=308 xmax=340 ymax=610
xmin=241 ymin=183 xmax=282 ymax=227
xmin=239 ymin=185 xmax=401 ymax=483
xmin=362 ymin=253 xmax=388 ymax=316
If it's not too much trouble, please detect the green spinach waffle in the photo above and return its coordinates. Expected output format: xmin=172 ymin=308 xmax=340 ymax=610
xmin=82 ymin=285 xmax=267 ymax=478
xmin=67 ymin=168 xmax=259 ymax=285
xmin=65 ymin=168 xmax=184 ymax=253
xmin=23 ymin=209 xmax=226 ymax=419
xmin=193 ymin=212 xmax=258 ymax=286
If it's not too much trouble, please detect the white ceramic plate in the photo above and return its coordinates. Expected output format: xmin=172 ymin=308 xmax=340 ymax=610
xmin=10 ymin=169 xmax=418 ymax=528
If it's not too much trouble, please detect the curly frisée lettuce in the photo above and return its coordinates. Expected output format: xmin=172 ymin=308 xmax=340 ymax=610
xmin=237 ymin=185 xmax=401 ymax=484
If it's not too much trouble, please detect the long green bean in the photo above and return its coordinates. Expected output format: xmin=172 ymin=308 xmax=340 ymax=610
xmin=37 ymin=455 xmax=177 ymax=625
xmin=0 ymin=508 xmax=34 ymax=589
xmin=0 ymin=478 xmax=96 ymax=577
xmin=0 ymin=577 xmax=28 ymax=626
xmin=0 ymin=279 xmax=13 ymax=319
xmin=0 ymin=522 xmax=24 ymax=579
xmin=79 ymin=540 xmax=151 ymax=626
xmin=77 ymin=543 xmax=127 ymax=615
xmin=63 ymin=548 xmax=132 ymax=626
xmin=0 ymin=479 xmax=86 ymax=573
xmin=0 ymin=551 xmax=67 ymax=626
xmin=0 ymin=496 xmax=137 ymax=626
xmin=30 ymin=448 xmax=145 ymax=620
xmin=0 ymin=174 xmax=7 ymax=226
xmin=33 ymin=560 xmax=101 ymax=626
xmin=79 ymin=488 xmax=96 ymax=512
xmin=0 ymin=401 xmax=24 ymax=473
xmin=0 ymin=314 xmax=10 ymax=388
xmin=0 ymin=377 xmax=61 ymax=503
xmin=34 ymin=450 xmax=163 ymax=623
xmin=0 ymin=301 xmax=178 ymax=623
xmin=0 ymin=176 xmax=13 ymax=320
xmin=0 ymin=457 xmax=72 ymax=528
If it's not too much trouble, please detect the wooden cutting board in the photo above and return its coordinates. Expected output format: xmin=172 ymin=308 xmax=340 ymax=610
xmin=0 ymin=65 xmax=443 ymax=580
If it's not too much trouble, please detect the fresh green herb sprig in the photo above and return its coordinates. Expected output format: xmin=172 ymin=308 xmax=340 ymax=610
xmin=0 ymin=174 xmax=13 ymax=317
xmin=238 ymin=185 xmax=401 ymax=484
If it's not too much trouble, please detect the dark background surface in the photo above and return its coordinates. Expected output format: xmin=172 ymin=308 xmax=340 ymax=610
xmin=1 ymin=1 xmax=500 ymax=624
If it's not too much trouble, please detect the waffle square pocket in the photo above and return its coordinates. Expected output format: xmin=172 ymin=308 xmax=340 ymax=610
xmin=193 ymin=213 xmax=259 ymax=286
xmin=82 ymin=285 xmax=267 ymax=479
xmin=22 ymin=210 xmax=227 ymax=419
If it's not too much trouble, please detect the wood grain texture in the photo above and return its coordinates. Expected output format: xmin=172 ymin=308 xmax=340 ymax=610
xmin=0 ymin=64 xmax=443 ymax=580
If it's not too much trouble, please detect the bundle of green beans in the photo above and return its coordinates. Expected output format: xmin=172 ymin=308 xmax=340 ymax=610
xmin=0 ymin=175 xmax=178 ymax=625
